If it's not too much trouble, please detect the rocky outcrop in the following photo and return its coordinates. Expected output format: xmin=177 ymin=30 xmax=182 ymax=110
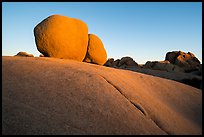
xmin=15 ymin=52 xmax=34 ymax=57
xmin=143 ymin=60 xmax=184 ymax=72
xmin=104 ymin=51 xmax=202 ymax=89
xmin=2 ymin=56 xmax=202 ymax=135
xmin=165 ymin=51 xmax=201 ymax=73
xmin=127 ymin=66 xmax=202 ymax=89
xmin=83 ymin=34 xmax=107 ymax=65
xmin=104 ymin=57 xmax=140 ymax=69
xmin=104 ymin=58 xmax=114 ymax=67
xmin=34 ymin=14 xmax=88 ymax=61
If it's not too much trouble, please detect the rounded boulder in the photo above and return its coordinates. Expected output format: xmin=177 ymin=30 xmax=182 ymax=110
xmin=83 ymin=34 xmax=107 ymax=65
xmin=34 ymin=14 xmax=88 ymax=61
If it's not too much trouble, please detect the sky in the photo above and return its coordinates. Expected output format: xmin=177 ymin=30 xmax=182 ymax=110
xmin=2 ymin=2 xmax=202 ymax=64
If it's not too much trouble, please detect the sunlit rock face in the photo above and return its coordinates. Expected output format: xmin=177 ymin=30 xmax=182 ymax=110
xmin=165 ymin=51 xmax=201 ymax=72
xmin=15 ymin=52 xmax=34 ymax=57
xmin=2 ymin=56 xmax=202 ymax=135
xmin=83 ymin=34 xmax=107 ymax=65
xmin=34 ymin=14 xmax=88 ymax=61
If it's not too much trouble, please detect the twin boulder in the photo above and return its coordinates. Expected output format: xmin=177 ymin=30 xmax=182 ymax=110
xmin=34 ymin=14 xmax=107 ymax=65
xmin=83 ymin=34 xmax=107 ymax=65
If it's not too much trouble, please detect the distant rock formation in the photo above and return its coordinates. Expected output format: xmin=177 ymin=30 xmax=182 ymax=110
xmin=104 ymin=56 xmax=140 ymax=69
xmin=143 ymin=60 xmax=184 ymax=72
xmin=15 ymin=52 xmax=34 ymax=57
xmin=165 ymin=51 xmax=200 ymax=73
xmin=34 ymin=14 xmax=107 ymax=65
xmin=83 ymin=34 xmax=107 ymax=65
xmin=104 ymin=51 xmax=202 ymax=89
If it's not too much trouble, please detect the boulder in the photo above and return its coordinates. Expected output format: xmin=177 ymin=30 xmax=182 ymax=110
xmin=15 ymin=52 xmax=34 ymax=57
xmin=165 ymin=51 xmax=200 ymax=72
xmin=143 ymin=61 xmax=153 ymax=69
xmin=118 ymin=57 xmax=138 ymax=67
xmin=34 ymin=14 xmax=88 ymax=61
xmin=143 ymin=60 xmax=184 ymax=72
xmin=83 ymin=34 xmax=107 ymax=65
xmin=112 ymin=59 xmax=120 ymax=67
xmin=104 ymin=57 xmax=139 ymax=69
xmin=104 ymin=58 xmax=114 ymax=67
xmin=165 ymin=51 xmax=178 ymax=64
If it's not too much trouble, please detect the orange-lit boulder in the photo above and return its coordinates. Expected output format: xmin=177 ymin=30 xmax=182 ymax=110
xmin=83 ymin=34 xmax=107 ymax=65
xmin=34 ymin=14 xmax=88 ymax=61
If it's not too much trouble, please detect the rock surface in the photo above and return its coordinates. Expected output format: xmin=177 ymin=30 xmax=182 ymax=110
xmin=104 ymin=51 xmax=202 ymax=89
xmin=143 ymin=60 xmax=184 ymax=72
xmin=2 ymin=56 xmax=202 ymax=135
xmin=104 ymin=57 xmax=140 ymax=69
xmin=34 ymin=14 xmax=88 ymax=61
xmin=83 ymin=34 xmax=107 ymax=65
xmin=15 ymin=52 xmax=34 ymax=57
xmin=127 ymin=66 xmax=202 ymax=89
xmin=165 ymin=51 xmax=200 ymax=72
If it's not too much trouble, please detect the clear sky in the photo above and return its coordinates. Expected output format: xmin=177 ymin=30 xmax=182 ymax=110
xmin=2 ymin=2 xmax=202 ymax=64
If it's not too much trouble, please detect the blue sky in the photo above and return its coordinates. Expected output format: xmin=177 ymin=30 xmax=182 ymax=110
xmin=2 ymin=2 xmax=202 ymax=64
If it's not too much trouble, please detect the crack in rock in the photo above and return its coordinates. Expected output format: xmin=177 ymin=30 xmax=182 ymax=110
xmin=99 ymin=75 xmax=169 ymax=135
xmin=99 ymin=75 xmax=146 ymax=116
xmin=130 ymin=101 xmax=146 ymax=116
xmin=149 ymin=118 xmax=171 ymax=135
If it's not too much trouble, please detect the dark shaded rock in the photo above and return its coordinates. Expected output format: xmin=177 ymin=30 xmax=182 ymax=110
xmin=127 ymin=66 xmax=202 ymax=89
xmin=119 ymin=57 xmax=138 ymax=67
xmin=112 ymin=59 xmax=120 ymax=67
xmin=181 ymin=78 xmax=202 ymax=89
xmin=143 ymin=60 xmax=184 ymax=72
xmin=104 ymin=57 xmax=139 ymax=69
xmin=104 ymin=58 xmax=114 ymax=67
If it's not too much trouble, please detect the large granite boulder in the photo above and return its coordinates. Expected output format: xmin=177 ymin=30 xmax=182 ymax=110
xmin=165 ymin=51 xmax=201 ymax=72
xmin=34 ymin=14 xmax=88 ymax=61
xmin=83 ymin=34 xmax=107 ymax=65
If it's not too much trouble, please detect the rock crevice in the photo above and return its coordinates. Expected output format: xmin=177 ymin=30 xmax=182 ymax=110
xmin=99 ymin=75 xmax=172 ymax=135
